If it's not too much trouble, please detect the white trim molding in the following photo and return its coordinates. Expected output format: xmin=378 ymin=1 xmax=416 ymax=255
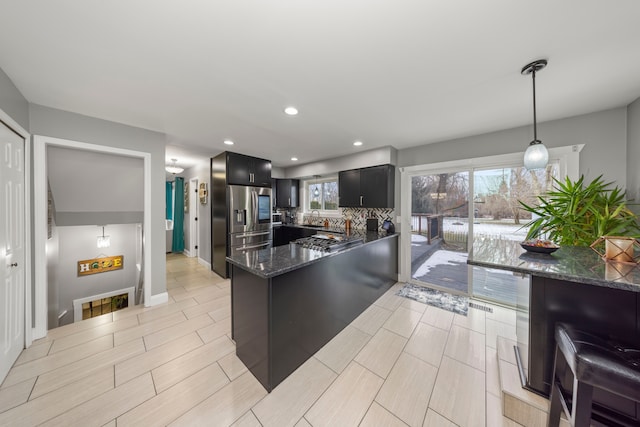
xmin=149 ymin=292 xmax=169 ymax=306
xmin=33 ymin=135 xmax=153 ymax=338
xmin=198 ymin=257 xmax=212 ymax=270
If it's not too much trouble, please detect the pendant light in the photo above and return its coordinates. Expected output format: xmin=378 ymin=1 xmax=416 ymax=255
xmin=165 ymin=158 xmax=184 ymax=175
xmin=521 ymin=59 xmax=549 ymax=170
xmin=97 ymin=226 xmax=110 ymax=248
xmin=312 ymin=175 xmax=320 ymax=197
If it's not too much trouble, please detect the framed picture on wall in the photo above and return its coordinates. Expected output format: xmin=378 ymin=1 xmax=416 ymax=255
xmin=199 ymin=183 xmax=208 ymax=204
xmin=184 ymin=181 xmax=189 ymax=213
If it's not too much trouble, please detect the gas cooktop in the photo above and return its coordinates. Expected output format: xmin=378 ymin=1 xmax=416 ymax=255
xmin=292 ymin=234 xmax=363 ymax=252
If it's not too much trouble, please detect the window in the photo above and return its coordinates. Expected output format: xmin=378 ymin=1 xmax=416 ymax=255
xmin=81 ymin=293 xmax=129 ymax=319
xmin=306 ymin=177 xmax=339 ymax=213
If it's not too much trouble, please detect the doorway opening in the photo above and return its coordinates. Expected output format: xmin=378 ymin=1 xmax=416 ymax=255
xmin=33 ymin=136 xmax=152 ymax=339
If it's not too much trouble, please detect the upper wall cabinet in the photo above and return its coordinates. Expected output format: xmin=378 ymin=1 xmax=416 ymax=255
xmin=275 ymin=179 xmax=299 ymax=208
xmin=339 ymin=164 xmax=395 ymax=208
xmin=226 ymin=152 xmax=272 ymax=187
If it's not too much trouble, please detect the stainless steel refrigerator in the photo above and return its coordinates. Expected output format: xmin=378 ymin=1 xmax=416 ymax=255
xmin=211 ymin=181 xmax=272 ymax=278
xmin=228 ymin=185 xmax=272 ymax=255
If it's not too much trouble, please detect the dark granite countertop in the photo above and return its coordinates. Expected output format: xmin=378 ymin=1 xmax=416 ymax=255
xmin=227 ymin=231 xmax=398 ymax=279
xmin=272 ymin=223 xmax=350 ymax=234
xmin=467 ymin=239 xmax=640 ymax=292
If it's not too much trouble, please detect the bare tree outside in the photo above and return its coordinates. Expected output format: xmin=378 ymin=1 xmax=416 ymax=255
xmin=474 ymin=166 xmax=555 ymax=224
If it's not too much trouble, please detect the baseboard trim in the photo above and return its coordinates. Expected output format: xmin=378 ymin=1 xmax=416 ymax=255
xmin=147 ymin=292 xmax=169 ymax=307
xmin=198 ymin=257 xmax=211 ymax=269
xmin=183 ymin=249 xmax=191 ymax=257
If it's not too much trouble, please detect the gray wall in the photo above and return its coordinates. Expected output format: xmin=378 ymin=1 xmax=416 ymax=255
xmin=398 ymin=107 xmax=628 ymax=187
xmin=181 ymin=159 xmax=212 ymax=265
xmin=0 ymin=67 xmax=29 ymax=131
xmin=30 ymin=104 xmax=167 ymax=297
xmin=285 ymin=146 xmax=397 ymax=179
xmin=55 ymin=224 xmax=139 ymax=327
xmin=627 ymin=97 xmax=640 ymax=215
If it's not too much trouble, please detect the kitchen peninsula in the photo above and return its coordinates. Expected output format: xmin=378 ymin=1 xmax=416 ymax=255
xmin=227 ymin=229 xmax=398 ymax=392
xmin=468 ymin=239 xmax=640 ymax=422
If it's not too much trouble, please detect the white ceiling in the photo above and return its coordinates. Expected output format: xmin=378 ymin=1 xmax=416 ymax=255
xmin=2 ymin=1 xmax=640 ymax=169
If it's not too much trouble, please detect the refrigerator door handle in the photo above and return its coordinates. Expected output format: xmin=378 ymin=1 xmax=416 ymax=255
xmin=252 ymin=190 xmax=258 ymax=225
xmin=236 ymin=231 xmax=270 ymax=238
xmin=238 ymin=241 xmax=270 ymax=251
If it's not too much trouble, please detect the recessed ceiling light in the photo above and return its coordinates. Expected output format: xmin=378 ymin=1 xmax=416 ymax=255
xmin=353 ymin=141 xmax=363 ymax=146
xmin=291 ymin=157 xmax=298 ymax=161
xmin=284 ymin=106 xmax=298 ymax=116
xmin=224 ymin=140 xmax=234 ymax=145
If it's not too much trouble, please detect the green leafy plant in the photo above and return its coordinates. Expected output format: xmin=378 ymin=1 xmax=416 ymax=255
xmin=519 ymin=175 xmax=640 ymax=246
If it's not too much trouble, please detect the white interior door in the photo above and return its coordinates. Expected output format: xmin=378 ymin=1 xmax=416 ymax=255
xmin=189 ymin=178 xmax=198 ymax=257
xmin=0 ymin=120 xmax=25 ymax=381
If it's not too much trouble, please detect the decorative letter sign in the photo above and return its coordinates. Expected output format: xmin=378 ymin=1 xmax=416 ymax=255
xmin=77 ymin=255 xmax=124 ymax=276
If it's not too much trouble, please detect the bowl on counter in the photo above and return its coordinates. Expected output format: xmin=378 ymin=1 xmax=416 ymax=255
xmin=520 ymin=239 xmax=559 ymax=254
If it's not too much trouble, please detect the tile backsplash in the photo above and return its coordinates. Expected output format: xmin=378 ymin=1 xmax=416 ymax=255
xmin=301 ymin=208 xmax=395 ymax=232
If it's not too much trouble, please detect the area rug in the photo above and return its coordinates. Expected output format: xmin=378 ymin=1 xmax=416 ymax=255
xmin=396 ymin=283 xmax=468 ymax=315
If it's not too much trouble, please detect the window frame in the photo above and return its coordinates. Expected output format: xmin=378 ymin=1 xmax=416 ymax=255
xmin=303 ymin=176 xmax=341 ymax=216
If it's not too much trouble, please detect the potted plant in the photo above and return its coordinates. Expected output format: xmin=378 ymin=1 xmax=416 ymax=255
xmin=519 ymin=175 xmax=640 ymax=247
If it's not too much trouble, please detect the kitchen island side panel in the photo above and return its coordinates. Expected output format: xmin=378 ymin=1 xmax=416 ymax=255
xmin=232 ymin=235 xmax=398 ymax=391
xmin=232 ymin=266 xmax=271 ymax=390
xmin=271 ymin=235 xmax=397 ymax=388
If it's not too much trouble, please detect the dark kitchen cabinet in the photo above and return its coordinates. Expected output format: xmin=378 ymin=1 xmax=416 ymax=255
xmin=338 ymin=169 xmax=361 ymax=207
xmin=275 ymin=179 xmax=299 ymax=208
xmin=273 ymin=226 xmax=286 ymax=246
xmin=339 ymin=164 xmax=395 ymax=208
xmin=226 ymin=152 xmax=272 ymax=187
xmin=271 ymin=179 xmax=277 ymax=209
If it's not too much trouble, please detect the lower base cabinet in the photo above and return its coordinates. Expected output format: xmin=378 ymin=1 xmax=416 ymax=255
xmin=231 ymin=235 xmax=398 ymax=391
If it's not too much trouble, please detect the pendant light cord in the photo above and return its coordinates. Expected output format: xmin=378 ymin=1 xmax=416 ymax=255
xmin=532 ymin=68 xmax=538 ymax=143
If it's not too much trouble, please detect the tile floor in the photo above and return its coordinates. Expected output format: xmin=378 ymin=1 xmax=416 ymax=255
xmin=0 ymin=253 xmax=528 ymax=427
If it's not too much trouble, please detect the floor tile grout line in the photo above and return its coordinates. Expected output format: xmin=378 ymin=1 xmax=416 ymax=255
xmin=131 ymin=361 xmax=228 ymax=426
xmin=249 ymin=408 xmax=265 ymax=427
xmin=2 ymin=334 xmax=118 ymax=389
xmin=7 ymin=364 xmax=120 ymax=425
xmin=361 ymin=300 xmax=437 ymax=427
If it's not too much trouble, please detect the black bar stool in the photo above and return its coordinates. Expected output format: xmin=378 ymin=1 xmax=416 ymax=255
xmin=548 ymin=323 xmax=640 ymax=426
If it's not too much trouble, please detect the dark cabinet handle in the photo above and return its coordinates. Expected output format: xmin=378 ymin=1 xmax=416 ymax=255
xmin=10 ymin=262 xmax=18 ymax=267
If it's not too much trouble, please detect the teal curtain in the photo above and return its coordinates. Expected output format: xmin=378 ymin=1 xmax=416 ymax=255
xmin=166 ymin=181 xmax=173 ymax=220
xmin=172 ymin=177 xmax=185 ymax=252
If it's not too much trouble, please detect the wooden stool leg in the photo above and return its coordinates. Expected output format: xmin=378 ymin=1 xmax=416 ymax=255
xmin=548 ymin=347 xmax=565 ymax=427
xmin=572 ymin=379 xmax=594 ymax=427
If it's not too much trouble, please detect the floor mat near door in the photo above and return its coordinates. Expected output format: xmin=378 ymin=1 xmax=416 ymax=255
xmin=396 ymin=283 xmax=468 ymax=316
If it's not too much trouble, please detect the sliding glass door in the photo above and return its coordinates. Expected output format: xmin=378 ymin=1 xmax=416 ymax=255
xmin=408 ymin=163 xmax=558 ymax=305
xmin=410 ymin=171 xmax=470 ymax=295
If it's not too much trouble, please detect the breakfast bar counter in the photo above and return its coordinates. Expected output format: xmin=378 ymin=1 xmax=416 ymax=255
xmin=468 ymin=239 xmax=640 ymax=422
xmin=468 ymin=238 xmax=640 ymax=291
